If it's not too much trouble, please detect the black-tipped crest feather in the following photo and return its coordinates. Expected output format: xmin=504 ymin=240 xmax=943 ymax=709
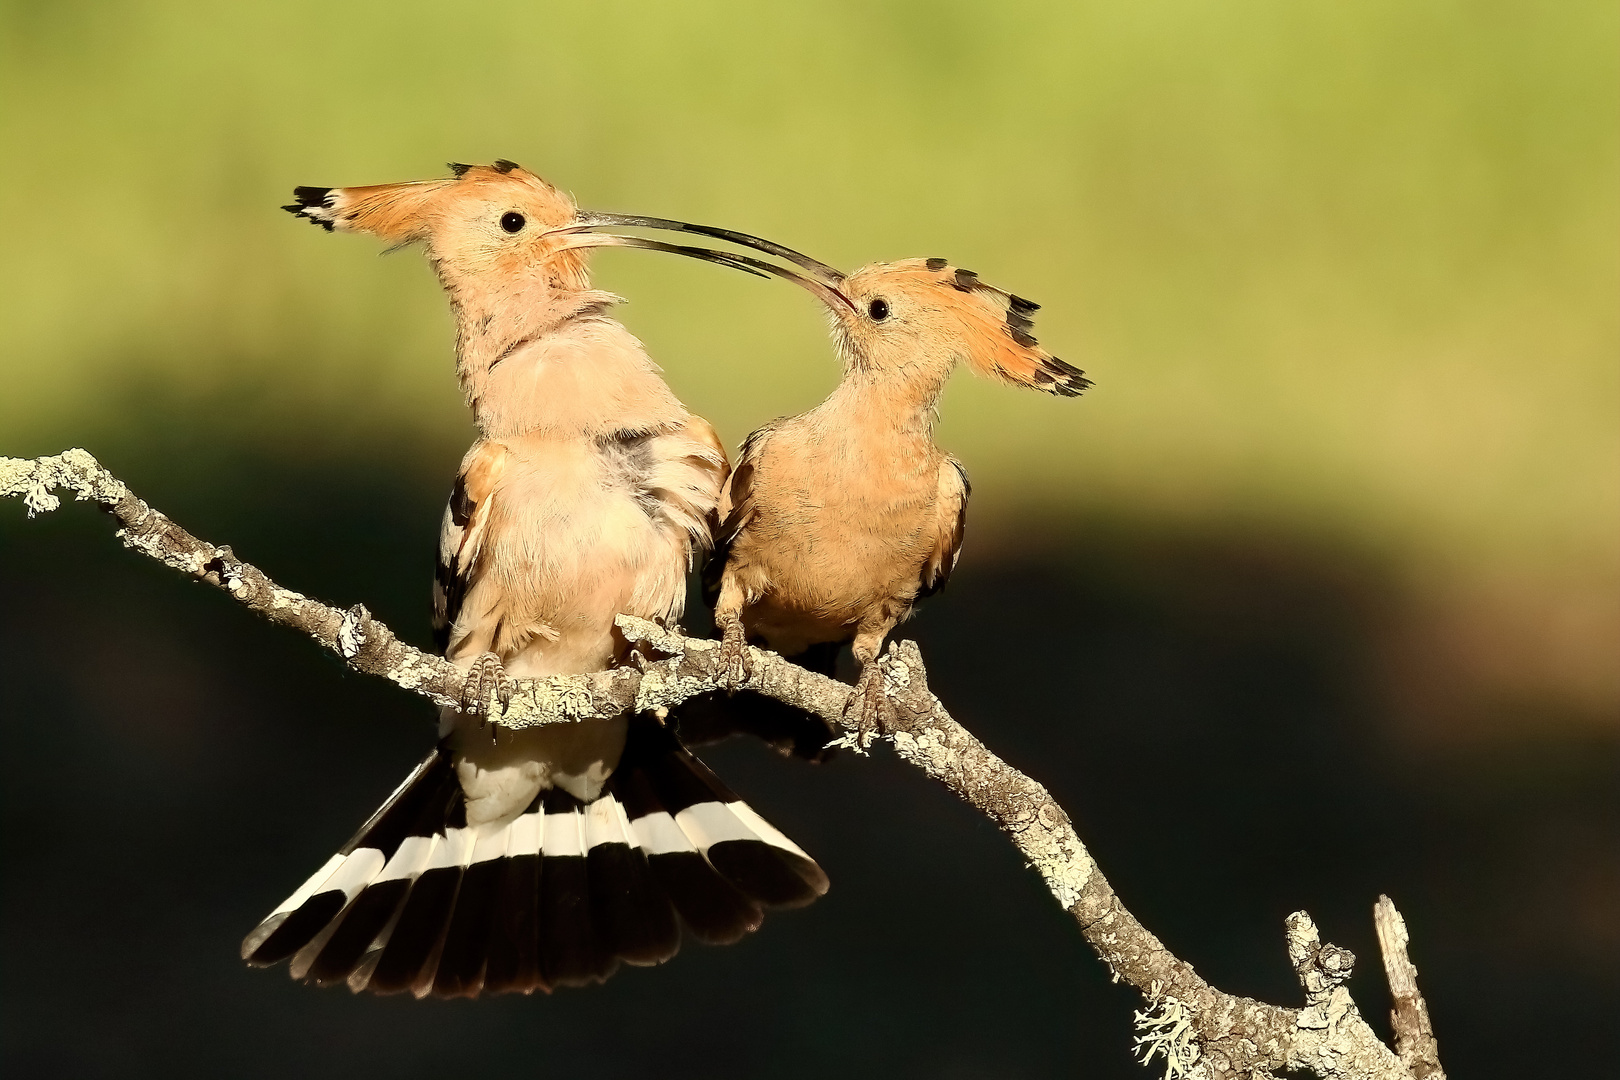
xmin=929 ymin=260 xmax=1088 ymax=397
xmin=285 ymin=186 xmax=338 ymax=231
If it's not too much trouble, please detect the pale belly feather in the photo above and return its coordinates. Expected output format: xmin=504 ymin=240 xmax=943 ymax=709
xmin=443 ymin=436 xmax=692 ymax=822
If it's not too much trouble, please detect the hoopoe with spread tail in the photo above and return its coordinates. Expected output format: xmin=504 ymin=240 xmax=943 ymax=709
xmin=555 ymin=219 xmax=1089 ymax=739
xmin=242 ymin=162 xmax=826 ymax=998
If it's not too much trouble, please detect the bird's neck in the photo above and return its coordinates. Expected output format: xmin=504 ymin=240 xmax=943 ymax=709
xmin=452 ymin=284 xmax=683 ymax=440
xmin=450 ymin=280 xmax=615 ymax=436
xmin=823 ymin=367 xmax=946 ymax=442
xmin=451 ymin=272 xmax=598 ymax=390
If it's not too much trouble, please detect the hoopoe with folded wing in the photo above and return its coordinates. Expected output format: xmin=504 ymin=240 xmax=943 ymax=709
xmin=724 ymin=258 xmax=1087 ymax=738
xmin=242 ymin=162 xmax=827 ymax=998
xmin=554 ymin=219 xmax=1089 ymax=740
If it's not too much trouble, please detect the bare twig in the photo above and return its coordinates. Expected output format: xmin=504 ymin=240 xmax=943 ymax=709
xmin=3 ymin=449 xmax=1446 ymax=1080
xmin=1375 ymin=897 xmax=1447 ymax=1079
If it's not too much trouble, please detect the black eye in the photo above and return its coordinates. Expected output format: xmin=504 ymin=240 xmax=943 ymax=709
xmin=868 ymin=298 xmax=890 ymax=321
xmin=500 ymin=211 xmax=526 ymax=233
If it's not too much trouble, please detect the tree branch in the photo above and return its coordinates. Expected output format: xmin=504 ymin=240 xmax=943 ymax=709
xmin=0 ymin=449 xmax=642 ymax=726
xmin=3 ymin=449 xmax=1445 ymax=1080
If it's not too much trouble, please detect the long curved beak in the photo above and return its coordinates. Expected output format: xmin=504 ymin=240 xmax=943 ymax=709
xmin=549 ymin=232 xmax=856 ymax=312
xmin=559 ymin=212 xmax=846 ymax=285
xmin=548 ymin=233 xmax=770 ymax=278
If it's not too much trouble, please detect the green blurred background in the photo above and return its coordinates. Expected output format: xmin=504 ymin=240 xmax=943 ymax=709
xmin=2 ymin=2 xmax=1615 ymax=1077
xmin=5 ymin=0 xmax=1616 ymax=732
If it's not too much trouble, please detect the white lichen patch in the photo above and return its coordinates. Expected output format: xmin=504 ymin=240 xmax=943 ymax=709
xmin=1 ymin=449 xmax=132 ymax=514
xmin=881 ymin=655 xmax=913 ymax=694
xmin=1025 ymin=827 xmax=1094 ymax=910
xmin=536 ymin=676 xmax=596 ymax=720
xmin=266 ymin=586 xmax=308 ymax=612
xmin=1296 ymin=986 xmax=1357 ymax=1040
xmin=1135 ymin=983 xmax=1205 ymax=1080
xmin=23 ymin=481 xmax=59 ymax=515
xmin=116 ymin=526 xmax=205 ymax=574
xmin=615 ymin=614 xmax=689 ymax=654
xmin=888 ymin=728 xmax=936 ymax=768
xmin=821 ymin=731 xmax=867 ymax=754
xmin=382 ymin=653 xmax=443 ymax=694
xmin=336 ymin=606 xmax=370 ymax=659
xmin=632 ymin=664 xmax=711 ymax=715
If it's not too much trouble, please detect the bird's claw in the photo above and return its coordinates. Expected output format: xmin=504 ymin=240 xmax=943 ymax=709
xmin=461 ymin=652 xmax=513 ymax=717
xmin=840 ymin=663 xmax=890 ymax=752
xmin=715 ymin=622 xmax=753 ymax=693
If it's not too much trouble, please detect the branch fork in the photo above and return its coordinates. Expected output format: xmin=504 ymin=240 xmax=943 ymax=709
xmin=2 ymin=448 xmax=1446 ymax=1080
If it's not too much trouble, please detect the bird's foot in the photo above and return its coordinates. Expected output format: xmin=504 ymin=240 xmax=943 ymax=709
xmin=839 ymin=662 xmax=890 ymax=753
xmin=715 ymin=621 xmax=753 ymax=693
xmin=460 ymin=652 xmax=513 ymax=717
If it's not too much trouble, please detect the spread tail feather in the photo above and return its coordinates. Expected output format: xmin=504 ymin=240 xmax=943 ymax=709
xmin=242 ymin=716 xmax=826 ymax=997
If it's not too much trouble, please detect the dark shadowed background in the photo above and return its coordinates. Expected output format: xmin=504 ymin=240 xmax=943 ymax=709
xmin=2 ymin=2 xmax=1615 ymax=1077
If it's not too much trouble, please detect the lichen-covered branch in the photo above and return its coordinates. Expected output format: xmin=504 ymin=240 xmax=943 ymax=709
xmin=3 ymin=449 xmax=1445 ymax=1080
xmin=0 ymin=449 xmax=640 ymax=726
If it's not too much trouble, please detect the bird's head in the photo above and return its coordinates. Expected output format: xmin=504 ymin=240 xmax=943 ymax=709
xmin=826 ymin=258 xmax=1089 ymax=396
xmin=286 ymin=161 xmax=802 ymax=306
xmin=285 ymin=160 xmax=600 ymax=295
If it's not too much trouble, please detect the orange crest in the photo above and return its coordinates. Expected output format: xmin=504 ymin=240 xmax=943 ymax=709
xmin=915 ymin=258 xmax=1089 ymax=397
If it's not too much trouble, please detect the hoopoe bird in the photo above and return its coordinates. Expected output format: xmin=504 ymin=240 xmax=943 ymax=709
xmin=720 ymin=255 xmax=1086 ymax=736
xmin=242 ymin=161 xmax=826 ymax=997
xmin=553 ymin=222 xmax=1089 ymax=739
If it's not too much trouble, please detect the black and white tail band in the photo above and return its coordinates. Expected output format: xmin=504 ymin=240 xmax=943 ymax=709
xmin=241 ymin=716 xmax=828 ymax=997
